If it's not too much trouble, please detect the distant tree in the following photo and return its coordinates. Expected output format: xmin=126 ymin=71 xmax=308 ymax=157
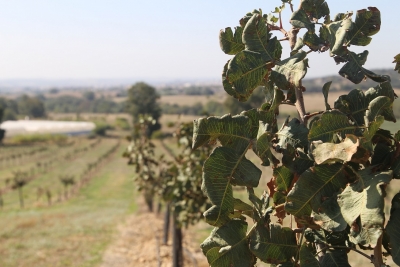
xmin=0 ymin=105 xmax=5 ymax=143
xmin=126 ymin=82 xmax=161 ymax=136
xmin=83 ymin=91 xmax=96 ymax=101
xmin=17 ymin=95 xmax=46 ymax=118
xmin=224 ymin=86 xmax=265 ymax=114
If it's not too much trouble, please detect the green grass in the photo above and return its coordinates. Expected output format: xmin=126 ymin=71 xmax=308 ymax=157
xmin=0 ymin=142 xmax=136 ymax=267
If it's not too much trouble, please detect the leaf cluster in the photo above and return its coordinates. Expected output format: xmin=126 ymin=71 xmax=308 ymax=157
xmin=194 ymin=1 xmax=400 ymax=266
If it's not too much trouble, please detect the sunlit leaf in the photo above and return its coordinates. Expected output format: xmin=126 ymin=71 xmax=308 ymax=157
xmin=270 ymin=50 xmax=308 ymax=90
xmin=308 ymin=110 xmax=357 ymax=143
xmin=290 ymin=9 xmax=314 ymax=30
xmin=320 ymin=18 xmax=352 ymax=56
xmin=202 ymin=147 xmax=261 ymax=226
xmin=337 ymin=168 xmax=392 ymax=247
xmin=219 ymin=27 xmax=245 ymax=55
xmin=312 ymin=134 xmax=359 ymax=164
xmin=285 ymin=164 xmax=348 ymax=217
xmin=322 ymin=81 xmax=332 ymax=110
xmin=366 ymin=96 xmax=396 ymax=123
xmin=346 ymin=7 xmax=380 ymax=46
xmin=394 ymin=53 xmax=400 ymax=74
xmin=313 ymin=193 xmax=347 ymax=231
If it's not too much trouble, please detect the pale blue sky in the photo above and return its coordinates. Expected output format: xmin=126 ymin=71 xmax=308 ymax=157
xmin=0 ymin=0 xmax=398 ymax=81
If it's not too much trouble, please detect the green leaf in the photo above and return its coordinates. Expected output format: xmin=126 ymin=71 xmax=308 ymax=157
xmin=395 ymin=130 xmax=400 ymax=142
xmin=365 ymin=81 xmax=395 ymax=103
xmin=334 ymin=89 xmax=367 ymax=126
xmin=201 ymin=219 xmax=256 ymax=267
xmin=234 ymin=198 xmax=253 ymax=212
xmin=322 ymin=81 xmax=332 ymax=110
xmin=270 ymin=50 xmax=308 ymax=90
xmin=256 ymin=122 xmax=279 ymax=167
xmin=219 ymin=27 xmax=245 ymax=55
xmin=275 ymin=118 xmax=309 ymax=153
xmin=301 ymin=0 xmax=330 ymax=20
xmin=339 ymin=51 xmax=389 ymax=84
xmin=193 ymin=114 xmax=253 ymax=154
xmin=308 ymin=110 xmax=357 ymax=143
xmin=290 ymin=9 xmax=314 ymax=30
xmin=300 ymin=244 xmax=320 ymax=267
xmin=346 ymin=7 xmax=380 ymax=46
xmin=249 ymin=223 xmax=297 ymax=264
xmin=312 ymin=193 xmax=347 ymax=231
xmin=312 ymin=134 xmax=359 ymax=165
xmin=361 ymin=115 xmax=384 ymax=152
xmin=291 ymin=37 xmax=304 ymax=56
xmin=242 ymin=108 xmax=276 ymax=139
xmin=337 ymin=168 xmax=392 ymax=247
xmin=274 ymin=166 xmax=295 ymax=193
xmin=225 ymin=50 xmax=270 ymax=101
xmin=285 ymin=164 xmax=348 ymax=217
xmin=320 ymin=19 xmax=352 ymax=56
xmin=243 ymin=14 xmax=273 ymax=55
xmin=386 ymin=193 xmax=400 ymax=265
xmin=202 ymin=147 xmax=261 ymax=226
xmin=303 ymin=31 xmax=323 ymax=51
xmin=394 ymin=53 xmax=400 ymax=74
xmin=366 ymin=96 xmax=396 ymax=123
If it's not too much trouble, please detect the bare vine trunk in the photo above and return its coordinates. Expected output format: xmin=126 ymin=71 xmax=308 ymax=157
xmin=172 ymin=217 xmax=183 ymax=267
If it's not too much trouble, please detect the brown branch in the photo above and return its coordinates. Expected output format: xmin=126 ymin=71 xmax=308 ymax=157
xmin=372 ymin=235 xmax=384 ymax=267
xmin=304 ymin=111 xmax=324 ymax=125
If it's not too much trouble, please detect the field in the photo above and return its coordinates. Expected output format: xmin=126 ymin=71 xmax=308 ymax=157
xmin=1 ymin=91 xmax=399 ymax=267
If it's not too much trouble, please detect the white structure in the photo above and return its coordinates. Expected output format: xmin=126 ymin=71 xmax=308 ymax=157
xmin=0 ymin=120 xmax=96 ymax=137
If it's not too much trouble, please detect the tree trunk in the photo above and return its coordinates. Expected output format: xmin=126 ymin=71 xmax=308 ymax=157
xmin=144 ymin=191 xmax=153 ymax=212
xmin=163 ymin=204 xmax=170 ymax=245
xmin=18 ymin=187 xmax=24 ymax=208
xmin=172 ymin=217 xmax=183 ymax=267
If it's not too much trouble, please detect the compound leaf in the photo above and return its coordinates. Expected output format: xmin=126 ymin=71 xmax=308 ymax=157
xmin=347 ymin=7 xmax=380 ymax=46
xmin=337 ymin=168 xmax=392 ymax=247
xmin=285 ymin=164 xmax=347 ymax=218
xmin=219 ymin=27 xmax=245 ymax=55
xmin=201 ymin=219 xmax=256 ymax=267
xmin=322 ymin=81 xmax=332 ymax=110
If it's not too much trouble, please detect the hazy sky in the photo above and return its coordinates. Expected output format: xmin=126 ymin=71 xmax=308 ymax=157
xmin=0 ymin=0 xmax=398 ymax=81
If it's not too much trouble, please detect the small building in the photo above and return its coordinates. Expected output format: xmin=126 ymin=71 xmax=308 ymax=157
xmin=0 ymin=120 xmax=96 ymax=137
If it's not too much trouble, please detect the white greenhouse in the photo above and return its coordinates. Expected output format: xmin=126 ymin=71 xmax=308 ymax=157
xmin=0 ymin=120 xmax=96 ymax=137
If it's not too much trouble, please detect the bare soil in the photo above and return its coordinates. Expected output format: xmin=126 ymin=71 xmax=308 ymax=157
xmin=100 ymin=200 xmax=208 ymax=267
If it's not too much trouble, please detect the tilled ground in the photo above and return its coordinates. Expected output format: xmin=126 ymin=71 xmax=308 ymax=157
xmin=100 ymin=208 xmax=208 ymax=267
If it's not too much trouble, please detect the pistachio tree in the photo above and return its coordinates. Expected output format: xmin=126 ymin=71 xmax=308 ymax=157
xmin=193 ymin=1 xmax=399 ymax=266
